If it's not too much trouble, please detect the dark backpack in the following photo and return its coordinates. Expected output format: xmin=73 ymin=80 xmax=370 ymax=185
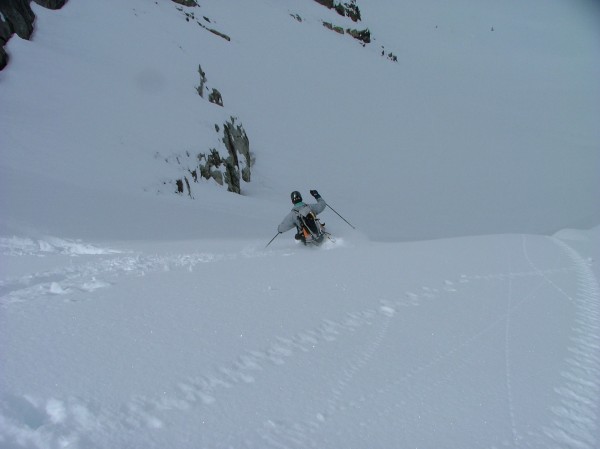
xmin=295 ymin=205 xmax=325 ymax=244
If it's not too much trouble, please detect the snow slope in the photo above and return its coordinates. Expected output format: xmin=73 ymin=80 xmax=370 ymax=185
xmin=1 ymin=0 xmax=599 ymax=448
xmin=1 ymin=231 xmax=599 ymax=448
xmin=0 ymin=0 xmax=598 ymax=241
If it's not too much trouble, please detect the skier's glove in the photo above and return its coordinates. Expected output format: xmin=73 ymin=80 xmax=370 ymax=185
xmin=310 ymin=190 xmax=321 ymax=199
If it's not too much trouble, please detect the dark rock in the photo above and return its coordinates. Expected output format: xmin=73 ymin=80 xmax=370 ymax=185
xmin=161 ymin=118 xmax=254 ymax=196
xmin=0 ymin=0 xmax=68 ymax=71
xmin=0 ymin=0 xmax=35 ymax=40
xmin=33 ymin=0 xmax=67 ymax=9
xmin=171 ymin=0 xmax=197 ymax=6
xmin=0 ymin=47 xmax=7 ymax=70
xmin=0 ymin=14 xmax=11 ymax=69
xmin=323 ymin=21 xmax=344 ymax=35
xmin=0 ymin=9 xmax=12 ymax=44
xmin=222 ymin=117 xmax=252 ymax=184
xmin=196 ymin=64 xmax=206 ymax=97
xmin=315 ymin=0 xmax=361 ymax=22
xmin=314 ymin=0 xmax=334 ymax=8
xmin=175 ymin=177 xmax=192 ymax=197
xmin=206 ymin=26 xmax=230 ymax=42
xmin=199 ymin=149 xmax=223 ymax=184
xmin=346 ymin=27 xmax=370 ymax=44
xmin=208 ymin=88 xmax=223 ymax=107
xmin=223 ymin=156 xmax=240 ymax=194
xmin=198 ymin=118 xmax=253 ymax=193
xmin=196 ymin=64 xmax=224 ymax=106
xmin=340 ymin=1 xmax=361 ymax=22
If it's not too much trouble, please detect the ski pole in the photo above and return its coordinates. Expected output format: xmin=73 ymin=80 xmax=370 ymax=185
xmin=327 ymin=204 xmax=356 ymax=229
xmin=265 ymin=232 xmax=281 ymax=248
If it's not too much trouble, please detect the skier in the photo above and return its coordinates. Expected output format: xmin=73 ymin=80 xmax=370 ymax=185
xmin=278 ymin=190 xmax=327 ymax=244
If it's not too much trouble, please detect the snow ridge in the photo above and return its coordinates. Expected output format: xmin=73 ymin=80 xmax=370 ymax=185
xmin=545 ymin=238 xmax=600 ymax=449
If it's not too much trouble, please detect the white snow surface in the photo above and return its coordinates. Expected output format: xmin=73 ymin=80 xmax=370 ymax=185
xmin=1 ymin=0 xmax=599 ymax=448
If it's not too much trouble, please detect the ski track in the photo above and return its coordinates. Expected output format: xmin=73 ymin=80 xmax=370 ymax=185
xmin=504 ymin=251 xmax=519 ymax=448
xmin=1 ymin=236 xmax=598 ymax=448
xmin=0 ymin=250 xmax=251 ymax=307
xmin=262 ymin=242 xmax=559 ymax=449
xmin=541 ymin=237 xmax=600 ymax=449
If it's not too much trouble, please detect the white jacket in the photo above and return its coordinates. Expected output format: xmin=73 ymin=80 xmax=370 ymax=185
xmin=277 ymin=197 xmax=326 ymax=233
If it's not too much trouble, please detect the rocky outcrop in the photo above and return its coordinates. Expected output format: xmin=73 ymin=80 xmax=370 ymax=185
xmin=0 ymin=0 xmax=68 ymax=70
xmin=176 ymin=6 xmax=231 ymax=42
xmin=0 ymin=0 xmax=35 ymax=40
xmin=314 ymin=0 xmax=334 ymax=9
xmin=314 ymin=0 xmax=361 ymax=22
xmin=346 ymin=27 xmax=370 ymax=44
xmin=0 ymin=17 xmax=11 ymax=70
xmin=311 ymin=0 xmax=397 ymax=61
xmin=196 ymin=117 xmax=253 ymax=194
xmin=171 ymin=0 xmax=197 ymax=7
xmin=208 ymin=88 xmax=223 ymax=107
xmin=196 ymin=64 xmax=224 ymax=106
xmin=222 ymin=117 xmax=252 ymax=187
xmin=169 ymin=62 xmax=252 ymax=197
xmin=334 ymin=1 xmax=361 ymax=22
xmin=316 ymin=0 xmax=369 ymax=45
xmin=323 ymin=22 xmax=344 ymax=35
xmin=33 ymin=0 xmax=67 ymax=9
xmin=0 ymin=0 xmax=35 ymax=70
xmin=164 ymin=117 xmax=255 ymax=197
xmin=322 ymin=22 xmax=370 ymax=45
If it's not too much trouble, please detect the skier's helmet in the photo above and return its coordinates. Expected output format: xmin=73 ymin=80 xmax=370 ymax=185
xmin=291 ymin=191 xmax=302 ymax=204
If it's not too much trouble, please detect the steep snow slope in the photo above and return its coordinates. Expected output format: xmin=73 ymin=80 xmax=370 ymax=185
xmin=0 ymin=0 xmax=598 ymax=241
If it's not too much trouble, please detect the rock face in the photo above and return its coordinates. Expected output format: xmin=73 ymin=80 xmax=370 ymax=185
xmin=0 ymin=0 xmax=68 ymax=70
xmin=166 ymin=117 xmax=255 ymax=197
xmin=0 ymin=0 xmax=35 ymax=40
xmin=222 ymin=117 xmax=252 ymax=189
xmin=316 ymin=0 xmax=369 ymax=45
xmin=33 ymin=0 xmax=68 ymax=9
xmin=187 ymin=63 xmax=253 ymax=195
xmin=314 ymin=0 xmax=335 ymax=8
xmin=196 ymin=64 xmax=224 ymax=107
xmin=171 ymin=0 xmax=197 ymax=6
xmin=314 ymin=0 xmax=361 ymax=22
xmin=196 ymin=117 xmax=253 ymax=194
xmin=208 ymin=88 xmax=223 ymax=107
xmin=0 ymin=18 xmax=11 ymax=70
xmin=310 ymin=0 xmax=396 ymax=61
xmin=0 ymin=0 xmax=35 ymax=70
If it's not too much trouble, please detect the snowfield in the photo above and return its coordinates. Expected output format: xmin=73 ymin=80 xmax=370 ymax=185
xmin=1 ymin=0 xmax=599 ymax=447
xmin=1 ymin=231 xmax=599 ymax=448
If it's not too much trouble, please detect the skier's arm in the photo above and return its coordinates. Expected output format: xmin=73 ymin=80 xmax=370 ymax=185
xmin=310 ymin=196 xmax=326 ymax=215
xmin=278 ymin=212 xmax=297 ymax=233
